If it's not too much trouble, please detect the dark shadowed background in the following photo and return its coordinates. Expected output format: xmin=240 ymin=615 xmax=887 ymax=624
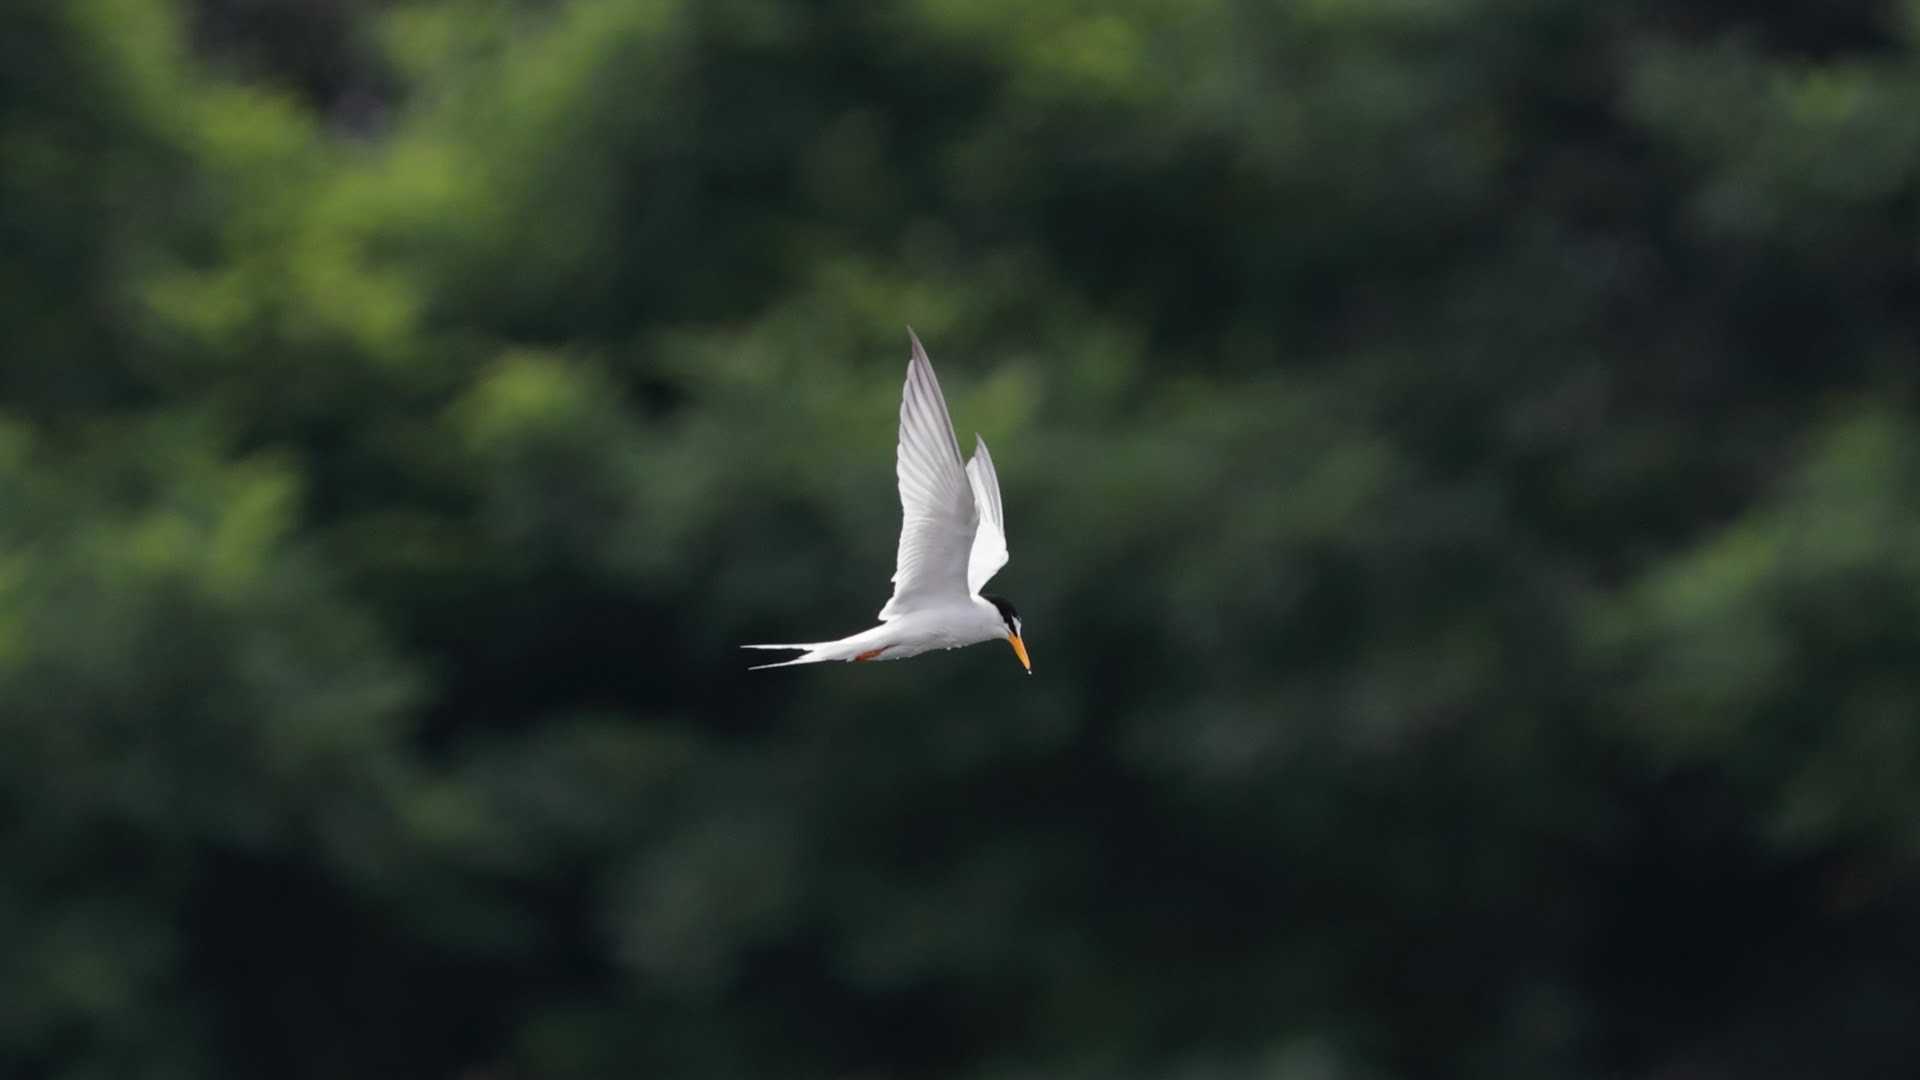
xmin=6 ymin=1 xmax=1920 ymax=1077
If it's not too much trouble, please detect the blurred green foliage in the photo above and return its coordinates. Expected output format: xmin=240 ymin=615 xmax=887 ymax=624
xmin=5 ymin=0 xmax=1920 ymax=1076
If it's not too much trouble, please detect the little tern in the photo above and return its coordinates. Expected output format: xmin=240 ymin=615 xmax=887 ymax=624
xmin=743 ymin=329 xmax=1030 ymax=673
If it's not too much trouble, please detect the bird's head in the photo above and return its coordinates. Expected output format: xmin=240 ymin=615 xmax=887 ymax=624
xmin=983 ymin=594 xmax=1031 ymax=674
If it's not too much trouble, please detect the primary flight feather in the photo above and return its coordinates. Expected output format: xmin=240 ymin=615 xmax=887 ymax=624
xmin=743 ymin=329 xmax=1029 ymax=673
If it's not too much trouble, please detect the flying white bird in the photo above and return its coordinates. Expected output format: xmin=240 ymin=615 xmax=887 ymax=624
xmin=744 ymin=329 xmax=1030 ymax=673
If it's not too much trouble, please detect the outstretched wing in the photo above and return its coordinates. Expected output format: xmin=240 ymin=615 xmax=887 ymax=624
xmin=879 ymin=329 xmax=979 ymax=620
xmin=966 ymin=434 xmax=1009 ymax=594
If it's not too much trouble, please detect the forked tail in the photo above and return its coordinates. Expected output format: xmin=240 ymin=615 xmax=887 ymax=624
xmin=740 ymin=643 xmax=830 ymax=670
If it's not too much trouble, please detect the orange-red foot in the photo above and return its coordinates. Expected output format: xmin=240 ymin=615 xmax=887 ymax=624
xmin=854 ymin=645 xmax=892 ymax=662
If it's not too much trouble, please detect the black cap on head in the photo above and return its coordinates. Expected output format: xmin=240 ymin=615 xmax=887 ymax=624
xmin=982 ymin=594 xmax=1021 ymax=634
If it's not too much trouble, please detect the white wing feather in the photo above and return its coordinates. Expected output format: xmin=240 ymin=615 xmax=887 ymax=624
xmin=966 ymin=434 xmax=1009 ymax=594
xmin=879 ymin=329 xmax=979 ymax=620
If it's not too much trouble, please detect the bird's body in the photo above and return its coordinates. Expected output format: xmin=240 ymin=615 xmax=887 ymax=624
xmin=744 ymin=329 xmax=1030 ymax=673
xmin=742 ymin=596 xmax=1008 ymax=668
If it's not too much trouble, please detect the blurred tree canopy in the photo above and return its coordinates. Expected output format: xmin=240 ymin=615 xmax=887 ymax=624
xmin=5 ymin=0 xmax=1920 ymax=1077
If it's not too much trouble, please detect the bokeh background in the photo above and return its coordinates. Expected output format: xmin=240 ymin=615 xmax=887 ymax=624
xmin=8 ymin=0 xmax=1920 ymax=1076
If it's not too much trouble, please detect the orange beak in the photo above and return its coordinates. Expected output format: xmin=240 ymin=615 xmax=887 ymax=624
xmin=1007 ymin=633 xmax=1031 ymax=674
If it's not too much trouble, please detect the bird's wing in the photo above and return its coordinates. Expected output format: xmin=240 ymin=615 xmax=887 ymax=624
xmin=966 ymin=434 xmax=1009 ymax=594
xmin=879 ymin=329 xmax=979 ymax=620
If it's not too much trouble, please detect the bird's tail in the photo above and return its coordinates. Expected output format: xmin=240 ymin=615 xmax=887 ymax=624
xmin=742 ymin=626 xmax=889 ymax=670
xmin=740 ymin=643 xmax=832 ymax=671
